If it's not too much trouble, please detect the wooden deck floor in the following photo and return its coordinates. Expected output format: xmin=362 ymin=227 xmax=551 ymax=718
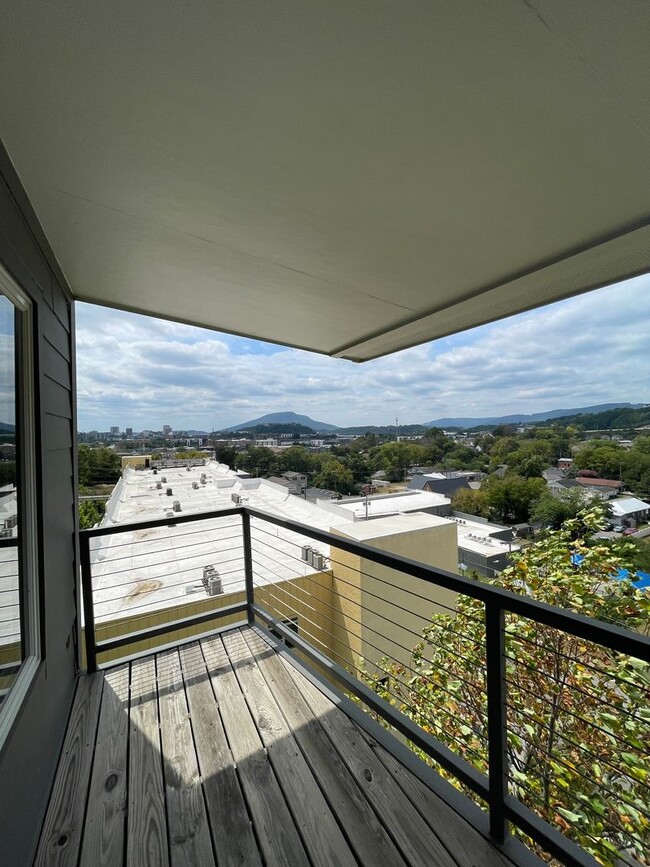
xmin=34 ymin=626 xmax=520 ymax=867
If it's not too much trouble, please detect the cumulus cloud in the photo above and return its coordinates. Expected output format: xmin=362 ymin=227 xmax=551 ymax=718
xmin=75 ymin=275 xmax=650 ymax=430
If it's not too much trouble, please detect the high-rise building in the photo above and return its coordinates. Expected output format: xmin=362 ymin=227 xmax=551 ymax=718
xmin=109 ymin=426 xmax=119 ymax=436
xmin=125 ymin=427 xmax=133 ymax=437
xmin=163 ymin=424 xmax=173 ymax=436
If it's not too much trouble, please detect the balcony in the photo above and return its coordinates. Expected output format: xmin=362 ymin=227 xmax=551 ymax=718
xmin=33 ymin=505 xmax=649 ymax=867
xmin=35 ymin=624 xmax=520 ymax=867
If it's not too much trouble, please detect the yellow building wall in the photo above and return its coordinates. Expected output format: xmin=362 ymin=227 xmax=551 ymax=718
xmin=331 ymin=517 xmax=458 ymax=677
xmin=121 ymin=455 xmax=151 ymax=469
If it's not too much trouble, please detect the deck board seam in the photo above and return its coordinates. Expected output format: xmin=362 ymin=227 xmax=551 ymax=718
xmin=242 ymin=627 xmax=410 ymax=867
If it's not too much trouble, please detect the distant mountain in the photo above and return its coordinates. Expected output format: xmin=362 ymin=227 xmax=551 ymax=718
xmin=222 ymin=412 xmax=339 ymax=433
xmin=0 ymin=422 xmax=15 ymax=433
xmin=423 ymin=403 xmax=645 ymax=430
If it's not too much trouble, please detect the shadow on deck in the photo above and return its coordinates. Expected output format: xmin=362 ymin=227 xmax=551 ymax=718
xmin=34 ymin=625 xmax=536 ymax=867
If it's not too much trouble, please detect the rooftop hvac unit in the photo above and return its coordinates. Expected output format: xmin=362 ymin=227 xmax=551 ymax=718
xmin=173 ymin=500 xmax=181 ymax=512
xmin=0 ymin=527 xmax=12 ymax=538
xmin=153 ymin=469 xmax=158 ymax=475
xmin=161 ymin=476 xmax=167 ymax=482
xmin=231 ymin=493 xmax=241 ymax=504
xmin=207 ymin=574 xmax=223 ymax=596
xmin=7 ymin=515 xmax=18 ymax=528
xmin=156 ymin=481 xmax=162 ymax=489
xmin=203 ymin=564 xmax=216 ymax=581
xmin=192 ymin=481 xmax=199 ymax=489
xmin=301 ymin=545 xmax=312 ymax=562
xmin=239 ymin=495 xmax=249 ymax=505
xmin=166 ymin=487 xmax=173 ymax=496
xmin=312 ymin=552 xmax=325 ymax=570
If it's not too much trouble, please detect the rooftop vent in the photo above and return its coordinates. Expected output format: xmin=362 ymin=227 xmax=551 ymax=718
xmin=166 ymin=487 xmax=173 ymax=496
xmin=202 ymin=565 xmax=223 ymax=596
xmin=301 ymin=545 xmax=313 ymax=562
xmin=173 ymin=500 xmax=181 ymax=512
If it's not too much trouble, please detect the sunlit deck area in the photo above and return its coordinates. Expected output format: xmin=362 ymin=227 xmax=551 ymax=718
xmin=34 ymin=626 xmax=522 ymax=867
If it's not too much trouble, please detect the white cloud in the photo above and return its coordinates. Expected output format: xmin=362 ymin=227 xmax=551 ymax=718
xmin=75 ymin=275 xmax=650 ymax=430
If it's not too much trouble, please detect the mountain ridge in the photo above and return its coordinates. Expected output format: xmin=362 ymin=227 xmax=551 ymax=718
xmin=222 ymin=411 xmax=339 ymax=433
xmin=422 ymin=403 xmax=645 ymax=429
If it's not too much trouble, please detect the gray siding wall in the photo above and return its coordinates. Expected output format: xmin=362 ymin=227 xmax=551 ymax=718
xmin=0 ymin=146 xmax=78 ymax=866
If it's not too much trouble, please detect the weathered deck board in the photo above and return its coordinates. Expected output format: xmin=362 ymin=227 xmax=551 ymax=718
xmin=127 ymin=656 xmax=169 ymax=867
xmin=201 ymin=634 xmax=310 ymax=867
xmin=178 ymin=642 xmax=262 ymax=867
xmin=223 ymin=630 xmax=358 ymax=867
xmin=241 ymin=629 xmax=408 ymax=867
xmin=36 ymin=626 xmax=537 ymax=867
xmin=248 ymin=628 xmax=458 ymax=867
xmin=79 ymin=665 xmax=129 ymax=867
xmin=34 ymin=672 xmax=103 ymax=867
xmin=157 ymin=649 xmax=215 ymax=867
xmin=367 ymin=732 xmax=518 ymax=867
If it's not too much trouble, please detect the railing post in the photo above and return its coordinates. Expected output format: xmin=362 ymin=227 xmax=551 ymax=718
xmin=485 ymin=602 xmax=508 ymax=843
xmin=241 ymin=510 xmax=255 ymax=624
xmin=79 ymin=532 xmax=97 ymax=674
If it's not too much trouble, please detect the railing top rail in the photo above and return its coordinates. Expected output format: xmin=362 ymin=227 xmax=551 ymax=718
xmin=81 ymin=504 xmax=650 ymax=661
xmin=80 ymin=505 xmax=243 ymax=538
xmin=0 ymin=537 xmax=18 ymax=549
xmin=244 ymin=507 xmax=650 ymax=661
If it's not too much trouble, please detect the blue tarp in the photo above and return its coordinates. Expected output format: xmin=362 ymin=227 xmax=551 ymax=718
xmin=570 ymin=553 xmax=650 ymax=589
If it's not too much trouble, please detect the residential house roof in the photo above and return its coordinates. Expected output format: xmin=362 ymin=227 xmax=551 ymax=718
xmin=609 ymin=497 xmax=650 ymax=518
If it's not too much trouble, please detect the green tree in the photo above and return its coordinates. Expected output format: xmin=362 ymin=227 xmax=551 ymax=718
xmin=451 ymin=487 xmax=490 ymax=518
xmin=531 ymin=488 xmax=592 ymax=529
xmin=235 ymin=446 xmax=278 ymax=477
xmin=482 ymin=474 xmax=545 ymax=523
xmin=312 ymin=458 xmax=355 ymax=494
xmin=277 ymin=446 xmax=317 ymax=475
xmin=78 ymin=445 xmax=121 ymax=487
xmin=78 ymin=499 xmax=105 ymax=529
xmin=214 ymin=443 xmax=237 ymax=466
xmin=363 ymin=506 xmax=650 ymax=864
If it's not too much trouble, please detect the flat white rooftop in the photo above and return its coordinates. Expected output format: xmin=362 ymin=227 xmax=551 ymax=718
xmin=332 ymin=490 xmax=450 ymax=520
xmin=90 ymin=463 xmax=464 ymax=624
xmin=450 ymin=516 xmax=521 ymax=559
xmin=91 ymin=462 xmax=358 ymax=624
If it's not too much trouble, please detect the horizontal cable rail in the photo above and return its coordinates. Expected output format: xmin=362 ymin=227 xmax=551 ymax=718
xmin=80 ymin=505 xmax=650 ymax=867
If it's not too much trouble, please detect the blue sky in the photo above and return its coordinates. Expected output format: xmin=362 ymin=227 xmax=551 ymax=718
xmin=75 ymin=274 xmax=650 ymax=432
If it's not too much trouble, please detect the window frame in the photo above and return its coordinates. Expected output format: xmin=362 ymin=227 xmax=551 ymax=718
xmin=0 ymin=264 xmax=40 ymax=750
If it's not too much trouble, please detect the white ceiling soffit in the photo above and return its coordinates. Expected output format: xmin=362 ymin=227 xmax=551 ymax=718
xmin=0 ymin=1 xmax=648 ymax=361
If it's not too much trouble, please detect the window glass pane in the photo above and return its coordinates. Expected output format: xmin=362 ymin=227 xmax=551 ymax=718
xmin=0 ymin=293 xmax=20 ymax=704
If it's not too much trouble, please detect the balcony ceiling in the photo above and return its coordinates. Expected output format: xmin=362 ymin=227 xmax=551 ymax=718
xmin=1 ymin=1 xmax=648 ymax=360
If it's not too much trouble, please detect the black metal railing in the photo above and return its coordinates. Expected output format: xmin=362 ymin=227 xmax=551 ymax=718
xmin=80 ymin=506 xmax=650 ymax=867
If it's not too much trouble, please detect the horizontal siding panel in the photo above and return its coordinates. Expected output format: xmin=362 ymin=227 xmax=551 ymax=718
xmin=0 ymin=179 xmax=54 ymax=308
xmin=52 ymin=281 xmax=70 ymax=332
xmin=44 ymin=414 xmax=72 ymax=452
xmin=41 ymin=336 xmax=71 ymax=389
xmin=38 ymin=301 xmax=71 ymax=361
xmin=42 ymin=376 xmax=72 ymax=419
xmin=42 ymin=445 xmax=74 ymax=491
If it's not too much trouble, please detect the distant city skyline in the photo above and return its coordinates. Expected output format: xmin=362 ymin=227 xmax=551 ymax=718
xmin=75 ymin=274 xmax=650 ymax=432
